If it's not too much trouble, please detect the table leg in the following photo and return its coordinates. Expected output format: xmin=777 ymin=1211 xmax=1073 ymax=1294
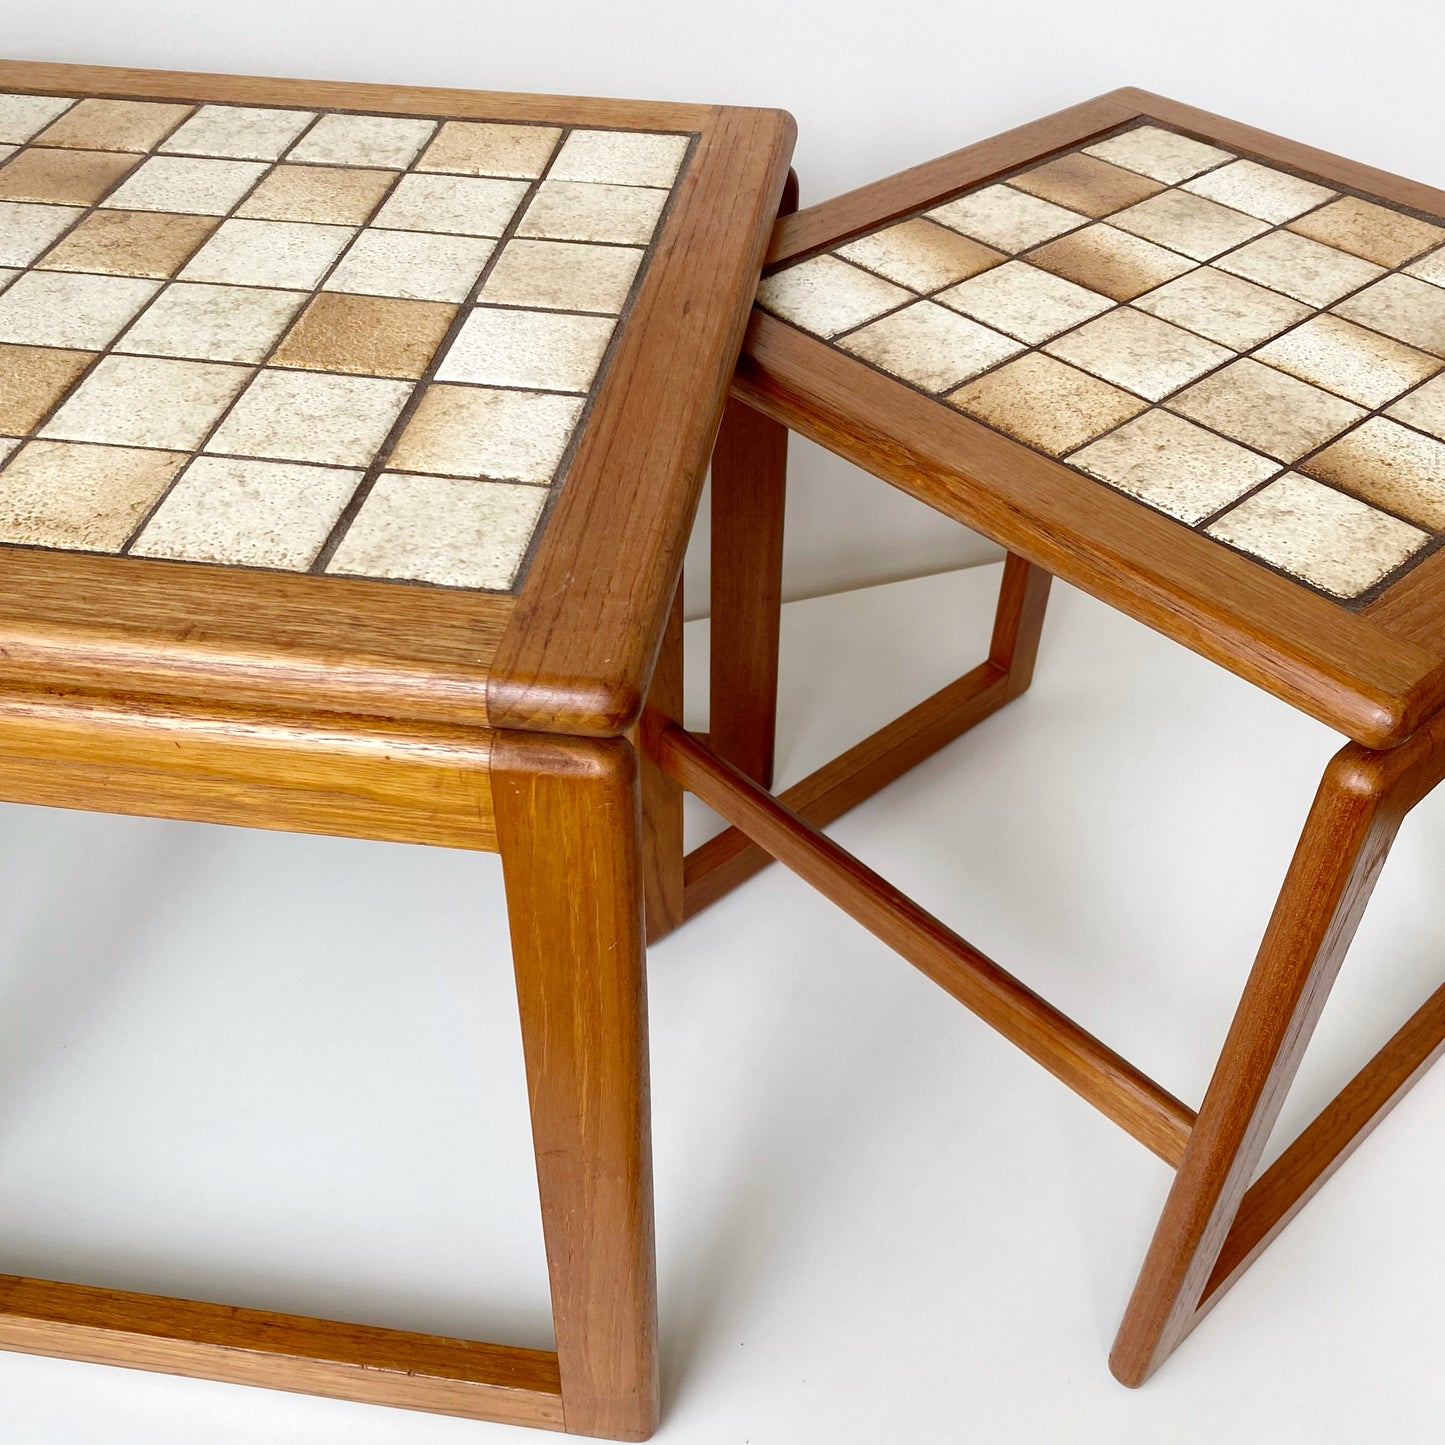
xmin=637 ymin=584 xmax=685 ymax=943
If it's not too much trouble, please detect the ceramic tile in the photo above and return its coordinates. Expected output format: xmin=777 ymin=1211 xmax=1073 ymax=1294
xmin=1181 ymin=160 xmax=1335 ymax=224
xmin=0 ymin=270 xmax=159 ymax=348
xmin=0 ymin=436 xmax=17 ymax=464
xmin=271 ymin=293 xmax=457 ymax=378
xmin=0 ymin=146 xmax=10 ymax=164
xmin=1301 ymin=417 xmax=1445 ymax=528
xmin=327 ymin=472 xmax=547 ymax=588
xmin=417 ymin=121 xmax=562 ymax=179
xmin=36 ymin=98 xmax=192 ymax=153
xmin=1044 ymin=307 xmax=1231 ymax=402
xmin=946 ymin=352 xmax=1147 ymax=456
xmin=1254 ymin=313 xmax=1441 ymax=408
xmin=373 ymin=173 xmax=530 ymax=237
xmin=757 ymin=254 xmax=910 ymax=338
xmin=0 ymin=200 xmax=85 ymax=266
xmin=1386 ymin=374 xmax=1445 ymax=441
xmin=389 ymin=384 xmax=583 ymax=483
xmin=436 ymin=307 xmax=616 ymax=392
xmin=1166 ymin=357 xmax=1365 ymax=462
xmin=206 ymin=368 xmax=412 ymax=466
xmin=236 ymin=165 xmax=395 ymax=225
xmin=160 ymin=105 xmax=316 ymax=161
xmin=35 ymin=209 xmax=219 ymax=278
xmin=0 ymin=440 xmax=185 ymax=550
xmin=1025 ymin=224 xmax=1196 ymax=302
xmin=1205 ymin=471 xmax=1427 ymax=597
xmin=131 ymin=456 xmax=359 ymax=569
xmin=1216 ymin=230 xmax=1384 ymax=307
xmin=0 ymin=94 xmax=75 ymax=145
xmin=837 ymin=301 xmax=1024 ymax=392
xmin=1007 ymin=153 xmax=1164 ymax=218
xmin=1133 ymin=266 xmax=1311 ymax=349
xmin=323 ymin=229 xmax=494 ymax=303
xmin=180 ymin=219 xmax=357 ymax=290
xmin=1333 ymin=275 xmax=1445 ymax=357
xmin=1407 ymin=247 xmax=1445 ymax=289
xmin=101 ymin=156 xmax=269 ymax=216
xmin=517 ymin=180 xmax=669 ymax=244
xmin=836 ymin=218 xmax=1003 ymax=292
xmin=0 ymin=266 xmax=13 ymax=292
xmin=287 ymin=113 xmax=437 ymax=169
xmin=926 ymin=184 xmax=1086 ymax=253
xmin=0 ymin=146 xmax=140 ymax=205
xmin=1288 ymin=195 xmax=1445 ymax=268
xmin=115 ymin=281 xmax=306 ymax=364
xmin=1083 ymin=125 xmax=1232 ymax=184
xmin=936 ymin=259 xmax=1113 ymax=344
xmin=550 ymin=129 xmax=690 ymax=188
xmin=41 ymin=355 xmax=248 ymax=449
xmin=0 ymin=344 xmax=96 ymax=433
xmin=1071 ymin=409 xmax=1279 ymax=524
xmin=1109 ymin=189 xmax=1269 ymax=262
xmin=479 ymin=238 xmax=643 ymax=313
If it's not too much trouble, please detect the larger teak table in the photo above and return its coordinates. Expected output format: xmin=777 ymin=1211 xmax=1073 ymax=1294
xmin=0 ymin=57 xmax=793 ymax=1438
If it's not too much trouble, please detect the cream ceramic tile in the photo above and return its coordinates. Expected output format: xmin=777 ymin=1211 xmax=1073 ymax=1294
xmin=373 ymin=173 xmax=530 ymax=237
xmin=1025 ymin=224 xmax=1195 ymax=302
xmin=756 ymin=254 xmax=910 ymax=338
xmin=0 ymin=145 xmax=11 ymax=163
xmin=1386 ymin=374 xmax=1445 ymax=442
xmin=1181 ymin=159 xmax=1335 ymax=224
xmin=1071 ymin=409 xmax=1279 ymax=524
xmin=132 ymin=456 xmax=359 ymax=568
xmin=236 ymin=165 xmax=394 ymax=225
xmin=0 ymin=270 xmax=159 ymax=348
xmin=1205 ymin=471 xmax=1427 ymax=597
xmin=389 ymin=384 xmax=583 ymax=482
xmin=0 ymin=266 xmax=16 ymax=292
xmin=0 ymin=147 xmax=140 ymax=206
xmin=288 ymin=113 xmax=437 ymax=169
xmin=1166 ymin=357 xmax=1365 ymax=462
xmin=1007 ymin=153 xmax=1164 ymax=219
xmin=0 ymin=344 xmax=95 ymax=433
xmin=417 ymin=121 xmax=562 ymax=179
xmin=206 ymin=368 xmax=412 ymax=466
xmin=550 ymin=130 xmax=690 ymax=188
xmin=37 ymin=209 xmax=220 ymax=278
xmin=926 ymin=184 xmax=1085 ymax=253
xmin=836 ymin=218 xmax=1003 ymax=292
xmin=1044 ymin=307 xmax=1231 ymax=402
xmin=40 ymin=355 xmax=248 ymax=449
xmin=1255 ymin=314 xmax=1441 ymax=408
xmin=0 ymin=93 xmax=75 ymax=144
xmin=517 ymin=180 xmax=669 ymax=244
xmin=115 ymin=281 xmax=305 ymax=364
xmin=1288 ymin=195 xmax=1445 ymax=268
xmin=1215 ymin=230 xmax=1384 ymax=307
xmin=327 ymin=472 xmax=547 ymax=589
xmin=161 ymin=105 xmax=316 ymax=160
xmin=323 ymin=230 xmax=494 ymax=303
xmin=1133 ymin=266 xmax=1311 ymax=349
xmin=837 ymin=301 xmax=1024 ymax=392
xmin=935 ymin=259 xmax=1113 ymax=344
xmin=0 ymin=436 xmax=17 ymax=464
xmin=1333 ymin=275 xmax=1445 ymax=357
xmin=1302 ymin=417 xmax=1445 ymax=529
xmin=1109 ymin=189 xmax=1269 ymax=261
xmin=180 ymin=218 xmax=357 ymax=289
xmin=437 ymin=307 xmax=616 ymax=392
xmin=0 ymin=200 xmax=85 ymax=266
xmin=479 ymin=238 xmax=643 ymax=313
xmin=1407 ymin=247 xmax=1445 ymax=289
xmin=101 ymin=156 xmax=269 ymax=216
xmin=36 ymin=99 xmax=192 ymax=153
xmin=1083 ymin=125 xmax=1232 ymax=184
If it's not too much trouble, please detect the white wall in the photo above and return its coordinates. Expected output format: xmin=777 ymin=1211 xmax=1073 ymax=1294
xmin=10 ymin=0 xmax=1443 ymax=611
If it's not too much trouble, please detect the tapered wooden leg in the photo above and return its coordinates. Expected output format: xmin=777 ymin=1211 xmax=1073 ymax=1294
xmin=493 ymin=733 xmax=658 ymax=1440
xmin=636 ymin=584 xmax=685 ymax=943
xmin=989 ymin=552 xmax=1052 ymax=701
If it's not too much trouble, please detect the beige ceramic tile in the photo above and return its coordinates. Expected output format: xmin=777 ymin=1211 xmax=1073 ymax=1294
xmin=479 ymin=238 xmax=643 ymax=313
xmin=1333 ymin=275 xmax=1445 ymax=357
xmin=1206 ymin=471 xmax=1427 ymax=597
xmin=0 ymin=266 xmax=13 ymax=292
xmin=946 ymin=352 xmax=1147 ymax=456
xmin=437 ymin=307 xmax=616 ymax=392
xmin=389 ymin=383 xmax=583 ymax=482
xmin=1288 ymin=195 xmax=1445 ymax=268
xmin=756 ymin=254 xmax=910 ymax=338
xmin=115 ymin=281 xmax=305 ymax=364
xmin=288 ymin=113 xmax=437 ymax=169
xmin=1167 ymin=357 xmax=1365 ymax=462
xmin=517 ymin=180 xmax=669 ymax=244
xmin=180 ymin=218 xmax=357 ymax=290
xmin=1044 ymin=307 xmax=1231 ymax=402
xmin=1109 ymin=189 xmax=1269 ymax=261
xmin=0 ymin=436 xmax=16 ymax=464
xmin=1133 ymin=266 xmax=1311 ymax=349
xmin=1071 ymin=409 xmax=1279 ymax=523
xmin=36 ymin=99 xmax=192 ymax=153
xmin=0 ymin=344 xmax=96 ymax=433
xmin=0 ymin=270 xmax=159 ymax=348
xmin=936 ymin=259 xmax=1113 ymax=344
xmin=1007 ymin=153 xmax=1164 ymax=219
xmin=0 ymin=147 xmax=10 ymax=164
xmin=1255 ymin=313 xmax=1441 ymax=408
xmin=550 ymin=130 xmax=690 ymax=188
xmin=417 ymin=121 xmax=561 ymax=179
xmin=0 ymin=200 xmax=85 ymax=266
xmin=1301 ymin=417 xmax=1445 ymax=529
xmin=373 ymin=173 xmax=530 ymax=237
xmin=1386 ymin=373 xmax=1445 ymax=441
xmin=36 ymin=209 xmax=219 ymax=278
xmin=1182 ymin=159 xmax=1335 ymax=224
xmin=836 ymin=218 xmax=1003 ymax=293
xmin=132 ymin=455 xmax=359 ymax=569
xmin=160 ymin=105 xmax=316 ymax=161
xmin=0 ymin=146 xmax=139 ymax=205
xmin=1025 ymin=224 xmax=1196 ymax=302
xmin=323 ymin=230 xmax=494 ymax=303
xmin=272 ymin=292 xmax=457 ymax=378
xmin=0 ymin=440 xmax=185 ymax=550
xmin=926 ymin=184 xmax=1085 ymax=253
xmin=41 ymin=354 xmax=248 ymax=449
xmin=1216 ymin=230 xmax=1384 ymax=307
xmin=837 ymin=301 xmax=1024 ymax=392
xmin=0 ymin=94 xmax=75 ymax=144
xmin=206 ymin=368 xmax=412 ymax=466
xmin=1407 ymin=247 xmax=1445 ymax=289
xmin=236 ymin=165 xmax=394 ymax=225
xmin=101 ymin=156 xmax=269 ymax=216
xmin=1084 ymin=126 xmax=1231 ymax=184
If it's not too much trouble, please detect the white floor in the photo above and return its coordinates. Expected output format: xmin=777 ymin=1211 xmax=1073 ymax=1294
xmin=2 ymin=561 xmax=1444 ymax=1444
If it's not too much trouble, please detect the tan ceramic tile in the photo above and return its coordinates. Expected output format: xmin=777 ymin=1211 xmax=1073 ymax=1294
xmin=115 ymin=281 xmax=305 ymax=364
xmin=946 ymin=352 xmax=1147 ymax=456
xmin=101 ymin=156 xmax=269 ymax=216
xmin=0 ymin=270 xmax=159 ymax=348
xmin=756 ymin=254 xmax=910 ymax=338
xmin=288 ymin=113 xmax=437 ymax=169
xmin=0 ymin=94 xmax=75 ymax=145
xmin=1301 ymin=417 xmax=1445 ymax=528
xmin=1084 ymin=126 xmax=1232 ymax=184
xmin=389 ymin=383 xmax=583 ymax=482
xmin=0 ymin=200 xmax=85 ymax=266
xmin=236 ymin=165 xmax=394 ymax=225
xmin=926 ymin=184 xmax=1085 ymax=253
xmin=935 ymin=259 xmax=1113 ymax=344
xmin=35 ymin=99 xmax=193 ymax=153
xmin=35 ymin=209 xmax=219 ymax=278
xmin=550 ymin=130 xmax=690 ymax=188
xmin=0 ymin=146 xmax=139 ymax=205
xmin=1181 ymin=159 xmax=1335 ymax=224
xmin=160 ymin=105 xmax=316 ymax=161
xmin=1025 ymin=224 xmax=1195 ymax=302
xmin=373 ymin=173 xmax=530 ymax=237
xmin=1255 ymin=314 xmax=1441 ymax=408
xmin=132 ymin=456 xmax=358 ymax=569
xmin=479 ymin=238 xmax=643 ymax=313
xmin=1216 ymin=230 xmax=1384 ymax=307
xmin=327 ymin=472 xmax=548 ymax=588
xmin=1386 ymin=374 xmax=1445 ymax=442
xmin=272 ymin=293 xmax=457 ymax=378
xmin=1166 ymin=357 xmax=1365 ymax=462
xmin=323 ymin=230 xmax=494 ymax=303
xmin=1333 ymin=275 xmax=1445 ymax=357
xmin=1109 ymin=189 xmax=1269 ymax=262
xmin=0 ymin=344 xmax=96 ymax=433
xmin=417 ymin=121 xmax=561 ymax=179
xmin=1288 ymin=195 xmax=1445 ymax=268
xmin=180 ymin=218 xmax=357 ymax=290
xmin=1007 ymin=153 xmax=1164 ymax=219
xmin=837 ymin=301 xmax=1024 ymax=392
xmin=1071 ymin=409 xmax=1279 ymax=524
xmin=1205 ymin=471 xmax=1427 ymax=597
xmin=1133 ymin=266 xmax=1311 ymax=349
xmin=1407 ymin=246 xmax=1445 ymax=289
xmin=1043 ymin=307 xmax=1231 ymax=402
xmin=41 ymin=355 xmax=248 ymax=449
xmin=206 ymin=368 xmax=412 ymax=466
xmin=0 ymin=440 xmax=185 ymax=551
xmin=517 ymin=180 xmax=669 ymax=244
xmin=836 ymin=218 xmax=1003 ymax=292
xmin=437 ymin=307 xmax=615 ymax=392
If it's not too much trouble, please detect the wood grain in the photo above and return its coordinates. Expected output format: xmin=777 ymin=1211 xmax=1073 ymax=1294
xmin=637 ymin=585 xmax=685 ymax=943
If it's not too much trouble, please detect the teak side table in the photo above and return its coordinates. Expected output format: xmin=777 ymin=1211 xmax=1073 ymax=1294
xmin=661 ymin=89 xmax=1445 ymax=1389
xmin=0 ymin=58 xmax=793 ymax=1438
